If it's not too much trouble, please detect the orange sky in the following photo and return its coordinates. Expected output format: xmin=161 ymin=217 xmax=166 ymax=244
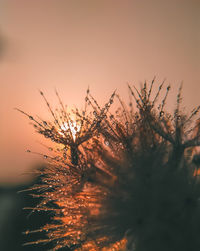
xmin=0 ymin=0 xmax=199 ymax=184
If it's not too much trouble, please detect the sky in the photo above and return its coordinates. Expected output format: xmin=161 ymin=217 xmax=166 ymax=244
xmin=0 ymin=0 xmax=199 ymax=184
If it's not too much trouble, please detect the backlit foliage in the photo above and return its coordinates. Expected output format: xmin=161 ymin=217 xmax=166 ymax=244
xmin=18 ymin=80 xmax=200 ymax=251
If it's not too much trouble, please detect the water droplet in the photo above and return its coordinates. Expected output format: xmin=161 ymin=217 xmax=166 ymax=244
xmin=26 ymin=149 xmax=31 ymax=153
xmin=160 ymin=111 xmax=164 ymax=117
xmin=104 ymin=140 xmax=109 ymax=146
xmin=43 ymin=155 xmax=48 ymax=159
xmin=167 ymin=85 xmax=171 ymax=91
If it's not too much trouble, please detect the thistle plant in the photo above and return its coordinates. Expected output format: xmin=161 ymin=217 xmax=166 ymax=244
xmin=18 ymin=80 xmax=200 ymax=251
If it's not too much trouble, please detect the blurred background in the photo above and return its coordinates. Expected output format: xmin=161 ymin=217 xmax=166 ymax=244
xmin=0 ymin=0 xmax=199 ymax=250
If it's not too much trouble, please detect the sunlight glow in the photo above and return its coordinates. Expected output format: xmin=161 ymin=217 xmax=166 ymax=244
xmin=61 ymin=121 xmax=81 ymax=141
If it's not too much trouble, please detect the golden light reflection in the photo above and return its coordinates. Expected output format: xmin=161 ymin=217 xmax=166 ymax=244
xmin=60 ymin=121 xmax=81 ymax=141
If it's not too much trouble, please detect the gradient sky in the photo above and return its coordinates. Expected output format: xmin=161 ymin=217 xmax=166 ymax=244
xmin=0 ymin=0 xmax=199 ymax=184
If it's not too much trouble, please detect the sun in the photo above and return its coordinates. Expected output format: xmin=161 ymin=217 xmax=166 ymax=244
xmin=61 ymin=121 xmax=81 ymax=141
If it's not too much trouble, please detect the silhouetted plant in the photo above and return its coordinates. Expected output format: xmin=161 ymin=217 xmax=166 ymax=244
xmin=16 ymin=89 xmax=115 ymax=165
xmin=18 ymin=80 xmax=200 ymax=250
xmin=85 ymin=81 xmax=200 ymax=251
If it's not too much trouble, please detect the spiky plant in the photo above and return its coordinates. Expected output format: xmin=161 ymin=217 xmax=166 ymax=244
xmin=18 ymin=81 xmax=200 ymax=251
xmin=84 ymin=81 xmax=200 ymax=251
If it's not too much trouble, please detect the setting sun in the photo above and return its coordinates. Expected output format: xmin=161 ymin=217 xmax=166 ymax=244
xmin=61 ymin=121 xmax=81 ymax=141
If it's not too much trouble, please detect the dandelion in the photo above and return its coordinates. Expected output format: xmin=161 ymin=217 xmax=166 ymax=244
xmin=16 ymin=88 xmax=115 ymax=165
xmin=18 ymin=81 xmax=200 ymax=250
xmin=85 ymin=81 xmax=200 ymax=251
